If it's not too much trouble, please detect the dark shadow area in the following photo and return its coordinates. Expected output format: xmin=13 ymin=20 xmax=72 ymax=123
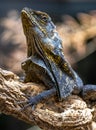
xmin=0 ymin=114 xmax=31 ymax=130
xmin=76 ymin=51 xmax=96 ymax=84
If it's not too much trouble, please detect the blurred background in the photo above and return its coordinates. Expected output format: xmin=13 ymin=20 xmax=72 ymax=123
xmin=0 ymin=0 xmax=96 ymax=130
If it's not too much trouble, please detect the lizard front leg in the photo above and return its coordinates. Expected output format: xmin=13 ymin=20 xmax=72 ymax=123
xmin=81 ymin=85 xmax=96 ymax=101
xmin=71 ymin=71 xmax=96 ymax=101
xmin=21 ymin=88 xmax=56 ymax=110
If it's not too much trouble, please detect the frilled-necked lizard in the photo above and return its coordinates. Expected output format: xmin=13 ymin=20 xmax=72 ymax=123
xmin=21 ymin=7 xmax=96 ymax=109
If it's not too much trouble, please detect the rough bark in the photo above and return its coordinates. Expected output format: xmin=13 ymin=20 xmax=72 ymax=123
xmin=0 ymin=68 xmax=95 ymax=130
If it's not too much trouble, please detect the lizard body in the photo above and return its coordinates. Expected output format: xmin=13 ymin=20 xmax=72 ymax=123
xmin=21 ymin=7 xmax=96 ymax=108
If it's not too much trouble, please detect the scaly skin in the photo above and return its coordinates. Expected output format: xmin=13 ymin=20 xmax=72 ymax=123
xmin=21 ymin=7 xmax=96 ymax=108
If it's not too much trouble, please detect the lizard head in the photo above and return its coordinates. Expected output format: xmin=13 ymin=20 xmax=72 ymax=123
xmin=21 ymin=7 xmax=56 ymax=38
xmin=21 ymin=7 xmax=62 ymax=56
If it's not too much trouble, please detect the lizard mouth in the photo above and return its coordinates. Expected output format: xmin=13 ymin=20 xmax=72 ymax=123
xmin=21 ymin=7 xmax=36 ymax=27
xmin=21 ymin=7 xmax=47 ymax=36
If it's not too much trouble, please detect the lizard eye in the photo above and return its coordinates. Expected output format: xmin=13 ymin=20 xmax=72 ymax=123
xmin=41 ymin=16 xmax=48 ymax=22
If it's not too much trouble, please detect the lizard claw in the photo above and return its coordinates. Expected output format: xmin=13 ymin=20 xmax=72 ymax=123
xmin=18 ymin=97 xmax=37 ymax=111
xmin=18 ymin=94 xmax=42 ymax=111
xmin=18 ymin=88 xmax=56 ymax=111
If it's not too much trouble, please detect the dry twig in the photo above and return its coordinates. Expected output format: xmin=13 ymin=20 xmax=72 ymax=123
xmin=0 ymin=68 xmax=96 ymax=130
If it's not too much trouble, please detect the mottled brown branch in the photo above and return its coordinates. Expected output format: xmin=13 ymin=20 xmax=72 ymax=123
xmin=0 ymin=68 xmax=95 ymax=130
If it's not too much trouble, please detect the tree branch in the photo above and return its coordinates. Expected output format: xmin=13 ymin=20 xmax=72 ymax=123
xmin=0 ymin=68 xmax=95 ymax=130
